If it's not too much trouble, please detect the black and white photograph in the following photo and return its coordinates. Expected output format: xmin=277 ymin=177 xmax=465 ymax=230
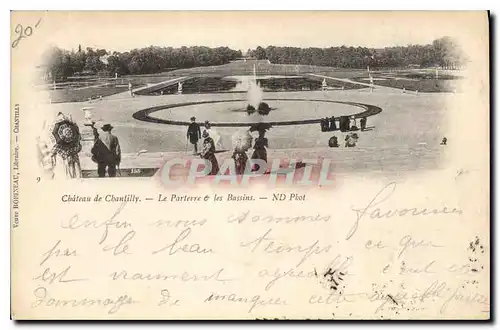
xmin=10 ymin=11 xmax=490 ymax=321
xmin=31 ymin=12 xmax=468 ymax=181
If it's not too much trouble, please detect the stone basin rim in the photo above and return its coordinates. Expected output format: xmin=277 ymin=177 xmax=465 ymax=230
xmin=132 ymin=98 xmax=383 ymax=127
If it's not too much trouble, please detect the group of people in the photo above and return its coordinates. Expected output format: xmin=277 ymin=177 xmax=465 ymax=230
xmin=328 ymin=132 xmax=359 ymax=148
xmin=36 ymin=112 xmax=122 ymax=179
xmin=321 ymin=115 xmax=368 ymax=148
xmin=187 ymin=117 xmax=221 ymax=175
xmin=320 ymin=116 xmax=337 ymax=132
xmin=320 ymin=116 xmax=368 ymax=133
xmin=231 ymin=129 xmax=268 ymax=175
xmin=187 ymin=116 xmax=269 ymax=176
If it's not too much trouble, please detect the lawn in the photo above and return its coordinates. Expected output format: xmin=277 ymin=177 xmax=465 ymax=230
xmin=164 ymin=60 xmax=367 ymax=78
xmin=49 ymin=64 xmax=369 ymax=103
xmin=48 ymin=85 xmax=130 ymax=103
xmin=45 ymin=63 xmax=461 ymax=103
xmin=368 ymin=78 xmax=458 ymax=93
xmin=352 ymin=75 xmax=460 ymax=92
xmin=350 ymin=70 xmax=463 ymax=92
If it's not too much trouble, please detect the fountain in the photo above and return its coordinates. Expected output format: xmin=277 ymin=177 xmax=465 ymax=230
xmin=246 ymin=64 xmax=270 ymax=115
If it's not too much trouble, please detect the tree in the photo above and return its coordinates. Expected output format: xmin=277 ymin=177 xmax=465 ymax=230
xmin=40 ymin=38 xmax=467 ymax=80
xmin=95 ymin=48 xmax=108 ymax=57
xmin=254 ymin=46 xmax=267 ymax=60
xmin=84 ymin=56 xmax=104 ymax=73
xmin=247 ymin=37 xmax=466 ymax=69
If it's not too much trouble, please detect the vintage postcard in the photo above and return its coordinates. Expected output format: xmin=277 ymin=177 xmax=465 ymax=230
xmin=10 ymin=11 xmax=490 ymax=320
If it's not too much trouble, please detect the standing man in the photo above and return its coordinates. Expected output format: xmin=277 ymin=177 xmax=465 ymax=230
xmin=360 ymin=117 xmax=367 ymax=131
xmin=320 ymin=118 xmax=327 ymax=132
xmin=91 ymin=123 xmax=121 ymax=177
xmin=187 ymin=116 xmax=201 ymax=155
xmin=329 ymin=116 xmax=336 ymax=131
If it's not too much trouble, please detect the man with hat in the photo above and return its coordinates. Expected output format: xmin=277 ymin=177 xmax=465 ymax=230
xmin=90 ymin=123 xmax=121 ymax=177
xmin=187 ymin=116 xmax=201 ymax=155
xmin=360 ymin=117 xmax=367 ymax=131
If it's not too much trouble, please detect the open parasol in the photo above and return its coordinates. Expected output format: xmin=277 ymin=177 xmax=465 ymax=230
xmin=48 ymin=117 xmax=82 ymax=159
xmin=249 ymin=122 xmax=272 ymax=132
xmin=231 ymin=129 xmax=253 ymax=153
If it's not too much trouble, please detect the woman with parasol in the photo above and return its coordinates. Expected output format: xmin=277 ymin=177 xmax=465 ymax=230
xmin=231 ymin=129 xmax=253 ymax=176
xmin=250 ymin=123 xmax=271 ymax=172
xmin=39 ymin=112 xmax=83 ymax=179
xmin=200 ymin=130 xmax=219 ymax=175
xmin=204 ymin=120 xmax=222 ymax=151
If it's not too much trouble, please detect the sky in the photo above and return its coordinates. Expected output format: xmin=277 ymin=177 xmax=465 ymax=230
xmin=26 ymin=11 xmax=483 ymax=52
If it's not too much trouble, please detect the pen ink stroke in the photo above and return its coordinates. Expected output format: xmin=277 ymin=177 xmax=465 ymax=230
xmin=11 ymin=18 xmax=42 ymax=48
xmin=149 ymin=218 xmax=208 ymax=228
xmin=310 ymin=279 xmax=488 ymax=315
xmin=39 ymin=240 xmax=77 ymax=266
xmin=257 ymin=255 xmax=354 ymax=291
xmin=228 ymin=210 xmax=330 ymax=225
xmin=386 ymin=294 xmax=399 ymax=305
xmin=346 ymin=182 xmax=463 ymax=240
xmin=240 ymin=228 xmax=331 ymax=267
xmin=397 ymin=235 xmax=444 ymax=259
xmin=398 ymin=260 xmax=437 ymax=275
xmin=323 ymin=267 xmax=346 ymax=291
xmin=370 ymin=281 xmax=489 ymax=314
xmin=33 ymin=265 xmax=88 ymax=284
xmin=204 ymin=292 xmax=288 ymax=313
xmin=60 ymin=201 xmax=131 ymax=245
xmin=258 ymin=267 xmax=317 ymax=291
xmin=151 ymin=227 xmax=214 ymax=255
xmin=158 ymin=289 xmax=181 ymax=307
xmin=110 ymin=267 xmax=234 ymax=283
xmin=101 ymin=230 xmax=136 ymax=255
xmin=440 ymin=284 xmax=490 ymax=314
xmin=31 ymin=286 xmax=137 ymax=314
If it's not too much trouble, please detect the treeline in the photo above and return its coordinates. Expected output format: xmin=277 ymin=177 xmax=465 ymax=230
xmin=41 ymin=37 xmax=465 ymax=81
xmin=42 ymin=45 xmax=243 ymax=80
xmin=247 ymin=37 xmax=466 ymax=69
